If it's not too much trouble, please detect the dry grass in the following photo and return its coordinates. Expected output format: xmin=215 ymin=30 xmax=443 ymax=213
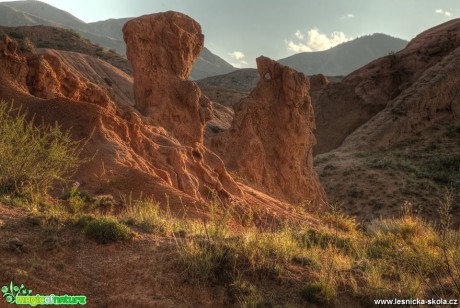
xmin=0 ymin=123 xmax=458 ymax=307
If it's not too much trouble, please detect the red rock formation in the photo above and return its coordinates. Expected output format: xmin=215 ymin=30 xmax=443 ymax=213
xmin=309 ymin=74 xmax=329 ymax=92
xmin=26 ymin=52 xmax=114 ymax=111
xmin=209 ymin=56 xmax=326 ymax=205
xmin=123 ymin=11 xmax=212 ymax=146
xmin=119 ymin=12 xmax=242 ymax=199
xmin=0 ymin=19 xmax=329 ymax=224
xmin=0 ymin=19 xmax=242 ymax=204
xmin=0 ymin=35 xmax=28 ymax=92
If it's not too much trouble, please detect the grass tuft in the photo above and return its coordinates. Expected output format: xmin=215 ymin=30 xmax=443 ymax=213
xmin=84 ymin=216 xmax=132 ymax=244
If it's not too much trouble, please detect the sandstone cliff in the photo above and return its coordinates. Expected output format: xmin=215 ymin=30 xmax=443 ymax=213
xmin=0 ymin=11 xmax=329 ymax=219
xmin=123 ymin=12 xmax=211 ymax=146
xmin=0 ymin=15 xmax=242 ymax=207
xmin=208 ymin=56 xmax=326 ymax=205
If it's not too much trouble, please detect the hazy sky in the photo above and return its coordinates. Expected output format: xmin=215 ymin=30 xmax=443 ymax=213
xmin=2 ymin=0 xmax=459 ymax=67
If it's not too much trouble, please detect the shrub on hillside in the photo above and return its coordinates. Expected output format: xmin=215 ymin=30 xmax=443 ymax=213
xmin=84 ymin=216 xmax=132 ymax=244
xmin=19 ymin=37 xmax=35 ymax=53
xmin=0 ymin=101 xmax=83 ymax=200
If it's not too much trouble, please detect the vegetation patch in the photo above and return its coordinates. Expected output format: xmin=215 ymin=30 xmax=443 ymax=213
xmin=0 ymin=101 xmax=83 ymax=201
xmin=84 ymin=216 xmax=132 ymax=244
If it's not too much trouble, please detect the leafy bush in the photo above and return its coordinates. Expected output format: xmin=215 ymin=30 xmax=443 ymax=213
xmin=84 ymin=216 xmax=132 ymax=244
xmin=0 ymin=101 xmax=83 ymax=200
xmin=19 ymin=37 xmax=35 ymax=53
xmin=302 ymin=282 xmax=329 ymax=305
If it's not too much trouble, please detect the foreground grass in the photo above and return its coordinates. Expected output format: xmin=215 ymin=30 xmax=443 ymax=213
xmin=2 ymin=182 xmax=460 ymax=306
xmin=174 ymin=197 xmax=460 ymax=306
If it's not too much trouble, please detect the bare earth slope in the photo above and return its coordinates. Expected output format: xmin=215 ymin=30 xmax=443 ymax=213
xmin=313 ymin=19 xmax=460 ymax=224
xmin=313 ymin=18 xmax=460 ymax=155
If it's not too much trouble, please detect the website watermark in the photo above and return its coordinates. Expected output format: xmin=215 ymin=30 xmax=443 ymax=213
xmin=374 ymin=298 xmax=458 ymax=305
xmin=1 ymin=282 xmax=86 ymax=306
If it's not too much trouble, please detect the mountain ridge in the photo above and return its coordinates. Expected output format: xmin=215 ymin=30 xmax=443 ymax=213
xmin=278 ymin=33 xmax=408 ymax=76
xmin=0 ymin=0 xmax=236 ymax=79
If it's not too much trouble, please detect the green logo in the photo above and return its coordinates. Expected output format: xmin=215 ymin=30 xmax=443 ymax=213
xmin=1 ymin=282 xmax=86 ymax=306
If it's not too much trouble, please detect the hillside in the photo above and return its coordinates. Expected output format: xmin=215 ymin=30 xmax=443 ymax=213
xmin=0 ymin=25 xmax=133 ymax=75
xmin=197 ymin=19 xmax=460 ymax=227
xmin=312 ymin=19 xmax=460 ymax=225
xmin=0 ymin=1 xmax=236 ymax=79
xmin=0 ymin=0 xmax=125 ymax=53
xmin=191 ymin=47 xmax=237 ymax=80
xmin=0 ymin=0 xmax=85 ymax=28
xmin=197 ymin=69 xmax=259 ymax=107
xmin=278 ymin=33 xmax=408 ymax=76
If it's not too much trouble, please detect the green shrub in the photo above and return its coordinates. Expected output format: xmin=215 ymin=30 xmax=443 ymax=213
xmin=76 ymin=214 xmax=95 ymax=227
xmin=177 ymin=238 xmax=237 ymax=283
xmin=121 ymin=196 xmax=180 ymax=235
xmin=103 ymin=77 xmax=113 ymax=87
xmin=301 ymin=282 xmax=329 ymax=305
xmin=62 ymin=182 xmax=91 ymax=214
xmin=84 ymin=216 xmax=132 ymax=244
xmin=6 ymin=31 xmax=24 ymax=39
xmin=0 ymin=101 xmax=83 ymax=200
xmin=19 ymin=37 xmax=35 ymax=53
xmin=229 ymin=277 xmax=261 ymax=307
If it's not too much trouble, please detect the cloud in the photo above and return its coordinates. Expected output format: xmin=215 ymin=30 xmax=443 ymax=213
xmin=228 ymin=51 xmax=247 ymax=68
xmin=340 ymin=13 xmax=355 ymax=19
xmin=229 ymin=60 xmax=248 ymax=68
xmin=228 ymin=51 xmax=245 ymax=60
xmin=294 ymin=30 xmax=304 ymax=39
xmin=435 ymin=8 xmax=452 ymax=17
xmin=286 ymin=28 xmax=351 ymax=53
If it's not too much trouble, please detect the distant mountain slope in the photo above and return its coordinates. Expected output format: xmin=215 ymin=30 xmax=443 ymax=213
xmin=0 ymin=1 xmax=236 ymax=79
xmin=191 ymin=47 xmax=237 ymax=80
xmin=278 ymin=33 xmax=408 ymax=76
xmin=0 ymin=1 xmax=126 ymax=54
xmin=197 ymin=69 xmax=258 ymax=107
xmin=0 ymin=25 xmax=132 ymax=75
xmin=198 ymin=68 xmax=259 ymax=92
xmin=86 ymin=18 xmax=131 ymax=40
xmin=0 ymin=0 xmax=85 ymax=28
xmin=0 ymin=4 xmax=59 ymax=27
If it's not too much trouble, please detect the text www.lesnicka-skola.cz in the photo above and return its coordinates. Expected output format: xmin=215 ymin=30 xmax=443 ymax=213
xmin=374 ymin=298 xmax=458 ymax=305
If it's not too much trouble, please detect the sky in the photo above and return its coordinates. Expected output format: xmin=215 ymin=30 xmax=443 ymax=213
xmin=1 ymin=0 xmax=459 ymax=67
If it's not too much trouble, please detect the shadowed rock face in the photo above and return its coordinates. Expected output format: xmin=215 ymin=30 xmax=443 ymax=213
xmin=309 ymin=74 xmax=329 ymax=92
xmin=313 ymin=19 xmax=460 ymax=154
xmin=208 ymin=56 xmax=326 ymax=206
xmin=123 ymin=11 xmax=212 ymax=146
xmin=0 ymin=35 xmax=28 ymax=91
